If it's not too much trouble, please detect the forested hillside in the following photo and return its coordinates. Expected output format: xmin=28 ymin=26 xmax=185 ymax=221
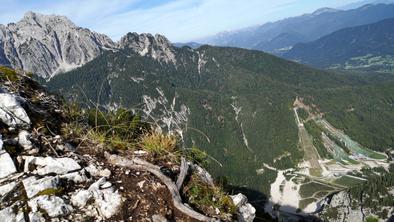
xmin=47 ymin=45 xmax=394 ymax=196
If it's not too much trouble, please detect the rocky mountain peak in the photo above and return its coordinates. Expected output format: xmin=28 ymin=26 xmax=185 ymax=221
xmin=0 ymin=13 xmax=180 ymax=79
xmin=118 ymin=32 xmax=176 ymax=64
xmin=0 ymin=12 xmax=116 ymax=79
xmin=20 ymin=11 xmax=75 ymax=28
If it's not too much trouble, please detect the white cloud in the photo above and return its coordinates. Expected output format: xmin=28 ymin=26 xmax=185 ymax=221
xmin=0 ymin=0 xmax=362 ymax=42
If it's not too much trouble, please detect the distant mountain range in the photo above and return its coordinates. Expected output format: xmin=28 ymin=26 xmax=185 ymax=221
xmin=195 ymin=3 xmax=394 ymax=54
xmin=283 ymin=18 xmax=394 ymax=72
xmin=340 ymin=0 xmax=394 ymax=9
xmin=173 ymin=42 xmax=202 ymax=49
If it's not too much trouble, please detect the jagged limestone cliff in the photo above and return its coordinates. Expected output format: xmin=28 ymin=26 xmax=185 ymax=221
xmin=0 ymin=12 xmax=116 ymax=79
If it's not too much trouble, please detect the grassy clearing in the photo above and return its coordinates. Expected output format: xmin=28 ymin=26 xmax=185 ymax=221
xmin=334 ymin=175 xmax=365 ymax=187
xmin=304 ymin=120 xmax=331 ymax=159
xmin=316 ymin=119 xmax=387 ymax=160
xmin=299 ymin=182 xmax=335 ymax=198
xmin=298 ymin=198 xmax=316 ymax=210
xmin=298 ymin=127 xmax=322 ymax=177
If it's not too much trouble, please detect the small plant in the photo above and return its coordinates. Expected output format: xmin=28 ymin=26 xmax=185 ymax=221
xmin=63 ymin=102 xmax=85 ymax=122
xmin=185 ymin=146 xmax=209 ymax=167
xmin=36 ymin=187 xmax=64 ymax=197
xmin=365 ymin=216 xmax=379 ymax=222
xmin=0 ymin=66 xmax=19 ymax=82
xmin=140 ymin=131 xmax=177 ymax=154
xmin=61 ymin=122 xmax=85 ymax=140
xmin=183 ymin=174 xmax=236 ymax=220
xmin=61 ymin=103 xmax=147 ymax=151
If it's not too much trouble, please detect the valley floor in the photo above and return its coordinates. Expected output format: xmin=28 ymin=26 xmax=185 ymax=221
xmin=263 ymin=98 xmax=392 ymax=220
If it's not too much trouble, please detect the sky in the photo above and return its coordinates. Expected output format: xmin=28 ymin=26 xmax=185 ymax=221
xmin=0 ymin=0 xmax=368 ymax=42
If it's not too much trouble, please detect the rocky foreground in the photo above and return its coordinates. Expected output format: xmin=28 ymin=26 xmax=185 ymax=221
xmin=0 ymin=67 xmax=256 ymax=221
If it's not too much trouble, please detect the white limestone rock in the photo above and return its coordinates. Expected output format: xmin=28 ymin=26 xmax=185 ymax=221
xmin=60 ymin=170 xmax=88 ymax=183
xmin=152 ymin=214 xmax=169 ymax=222
xmin=0 ymin=206 xmax=25 ymax=222
xmin=55 ymin=143 xmax=75 ymax=152
xmin=0 ymin=151 xmax=17 ymax=179
xmin=18 ymin=130 xmax=33 ymax=150
xmin=238 ymin=203 xmax=256 ymax=222
xmin=231 ymin=193 xmax=256 ymax=222
xmin=23 ymin=156 xmax=81 ymax=175
xmin=28 ymin=195 xmax=72 ymax=217
xmin=0 ymin=93 xmax=31 ymax=128
xmin=0 ymin=134 xmax=3 ymax=150
xmin=0 ymin=181 xmax=17 ymax=197
xmin=22 ymin=176 xmax=59 ymax=198
xmin=231 ymin=193 xmax=248 ymax=207
xmin=84 ymin=164 xmax=111 ymax=178
xmin=29 ymin=212 xmax=46 ymax=222
xmin=190 ymin=162 xmax=214 ymax=186
xmin=71 ymin=177 xmax=121 ymax=219
xmin=71 ymin=189 xmax=92 ymax=208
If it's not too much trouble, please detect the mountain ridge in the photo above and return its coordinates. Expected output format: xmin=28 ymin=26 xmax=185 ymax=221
xmin=0 ymin=12 xmax=175 ymax=79
xmin=283 ymin=17 xmax=394 ymax=72
xmin=195 ymin=3 xmax=394 ymax=54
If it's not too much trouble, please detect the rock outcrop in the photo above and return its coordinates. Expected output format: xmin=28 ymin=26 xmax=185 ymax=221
xmin=317 ymin=190 xmax=394 ymax=222
xmin=119 ymin=32 xmax=177 ymax=64
xmin=0 ymin=67 xmax=256 ymax=221
xmin=230 ymin=193 xmax=256 ymax=222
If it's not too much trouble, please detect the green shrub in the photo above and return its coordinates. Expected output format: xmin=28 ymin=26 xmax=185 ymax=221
xmin=0 ymin=66 xmax=18 ymax=82
xmin=140 ymin=131 xmax=177 ymax=154
xmin=185 ymin=146 xmax=209 ymax=167
xmin=365 ymin=216 xmax=379 ymax=222
xmin=183 ymin=174 xmax=236 ymax=220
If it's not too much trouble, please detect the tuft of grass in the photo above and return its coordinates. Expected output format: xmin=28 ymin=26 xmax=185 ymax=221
xmin=61 ymin=104 xmax=147 ymax=151
xmin=86 ymin=130 xmax=107 ymax=145
xmin=185 ymin=146 xmax=209 ymax=167
xmin=36 ymin=188 xmax=64 ymax=197
xmin=365 ymin=216 xmax=379 ymax=222
xmin=183 ymin=174 xmax=236 ymax=220
xmin=140 ymin=131 xmax=177 ymax=154
xmin=0 ymin=66 xmax=19 ymax=82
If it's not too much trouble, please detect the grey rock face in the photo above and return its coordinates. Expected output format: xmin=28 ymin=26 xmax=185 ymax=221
xmin=0 ymin=151 xmax=17 ymax=179
xmin=0 ymin=11 xmax=115 ymax=79
xmin=119 ymin=32 xmax=176 ymax=64
xmin=0 ymin=92 xmax=31 ymax=128
xmin=0 ymin=12 xmax=178 ymax=79
xmin=230 ymin=193 xmax=256 ymax=222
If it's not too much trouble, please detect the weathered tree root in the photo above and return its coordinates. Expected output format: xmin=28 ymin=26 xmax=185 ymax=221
xmin=105 ymin=153 xmax=218 ymax=222
xmin=176 ymin=157 xmax=189 ymax=190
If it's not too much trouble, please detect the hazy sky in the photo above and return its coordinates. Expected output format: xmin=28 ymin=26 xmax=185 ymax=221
xmin=0 ymin=0 xmax=366 ymax=42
